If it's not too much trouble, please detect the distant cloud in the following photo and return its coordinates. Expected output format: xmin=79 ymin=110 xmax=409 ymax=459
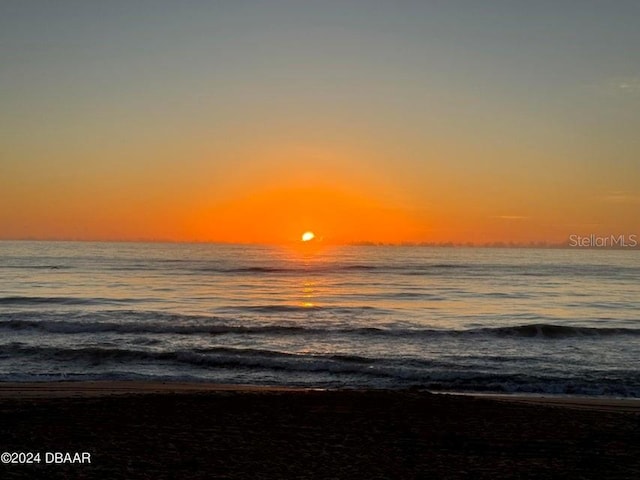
xmin=491 ymin=215 xmax=528 ymax=220
xmin=617 ymin=78 xmax=640 ymax=92
xmin=601 ymin=76 xmax=640 ymax=97
xmin=600 ymin=191 xmax=640 ymax=204
xmin=564 ymin=223 xmax=602 ymax=228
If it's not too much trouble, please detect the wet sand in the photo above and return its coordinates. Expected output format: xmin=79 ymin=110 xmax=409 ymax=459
xmin=1 ymin=382 xmax=639 ymax=479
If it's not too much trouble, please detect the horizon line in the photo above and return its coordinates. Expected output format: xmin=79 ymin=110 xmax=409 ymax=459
xmin=1 ymin=238 xmax=638 ymax=250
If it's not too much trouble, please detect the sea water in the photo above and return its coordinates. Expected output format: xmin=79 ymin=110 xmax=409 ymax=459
xmin=1 ymin=241 xmax=639 ymax=396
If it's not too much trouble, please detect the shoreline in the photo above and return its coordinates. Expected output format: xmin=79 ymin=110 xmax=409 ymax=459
xmin=1 ymin=380 xmax=639 ymax=412
xmin=0 ymin=380 xmax=315 ymax=398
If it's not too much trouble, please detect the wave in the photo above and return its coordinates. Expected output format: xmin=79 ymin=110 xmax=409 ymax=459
xmin=0 ymin=344 xmax=387 ymax=378
xmin=0 ymin=296 xmax=142 ymax=306
xmin=0 ymin=319 xmax=309 ymax=335
xmin=3 ymin=343 xmax=640 ymax=396
xmin=8 ymin=257 xmax=638 ymax=281
xmin=220 ymin=266 xmax=294 ymax=274
xmin=194 ymin=263 xmax=473 ymax=275
xmin=476 ymin=323 xmax=640 ymax=338
xmin=196 ymin=265 xmax=372 ymax=274
xmin=0 ymin=317 xmax=419 ymax=337
xmin=1 ymin=316 xmax=638 ymax=339
xmin=0 ymin=265 xmax=71 ymax=270
xmin=218 ymin=304 xmax=387 ymax=314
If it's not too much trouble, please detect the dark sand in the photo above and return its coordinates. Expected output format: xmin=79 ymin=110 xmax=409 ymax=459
xmin=1 ymin=382 xmax=639 ymax=479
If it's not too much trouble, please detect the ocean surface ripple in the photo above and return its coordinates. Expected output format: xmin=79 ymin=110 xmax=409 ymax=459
xmin=1 ymin=241 xmax=639 ymax=397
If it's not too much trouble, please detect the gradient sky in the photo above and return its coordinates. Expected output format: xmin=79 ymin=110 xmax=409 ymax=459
xmin=2 ymin=1 xmax=639 ymax=244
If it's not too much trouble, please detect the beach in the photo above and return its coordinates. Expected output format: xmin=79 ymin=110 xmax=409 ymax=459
xmin=1 ymin=382 xmax=639 ymax=479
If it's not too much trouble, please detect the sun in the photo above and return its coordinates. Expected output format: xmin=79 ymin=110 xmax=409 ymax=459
xmin=301 ymin=231 xmax=315 ymax=242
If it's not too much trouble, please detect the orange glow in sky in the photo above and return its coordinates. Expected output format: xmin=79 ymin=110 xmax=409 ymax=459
xmin=2 ymin=3 xmax=638 ymax=245
xmin=187 ymin=184 xmax=427 ymax=245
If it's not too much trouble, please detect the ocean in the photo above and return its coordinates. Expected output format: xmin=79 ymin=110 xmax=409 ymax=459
xmin=1 ymin=241 xmax=639 ymax=397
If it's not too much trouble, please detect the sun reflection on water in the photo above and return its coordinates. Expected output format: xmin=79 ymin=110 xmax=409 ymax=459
xmin=300 ymin=280 xmax=317 ymax=308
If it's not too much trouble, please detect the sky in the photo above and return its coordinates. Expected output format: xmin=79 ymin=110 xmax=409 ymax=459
xmin=1 ymin=1 xmax=639 ymax=244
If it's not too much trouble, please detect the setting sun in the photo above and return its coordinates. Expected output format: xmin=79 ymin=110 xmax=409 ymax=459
xmin=301 ymin=231 xmax=315 ymax=242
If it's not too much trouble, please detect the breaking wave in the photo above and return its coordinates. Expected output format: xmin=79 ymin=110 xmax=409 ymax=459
xmin=1 ymin=316 xmax=638 ymax=338
xmin=2 ymin=343 xmax=639 ymax=397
